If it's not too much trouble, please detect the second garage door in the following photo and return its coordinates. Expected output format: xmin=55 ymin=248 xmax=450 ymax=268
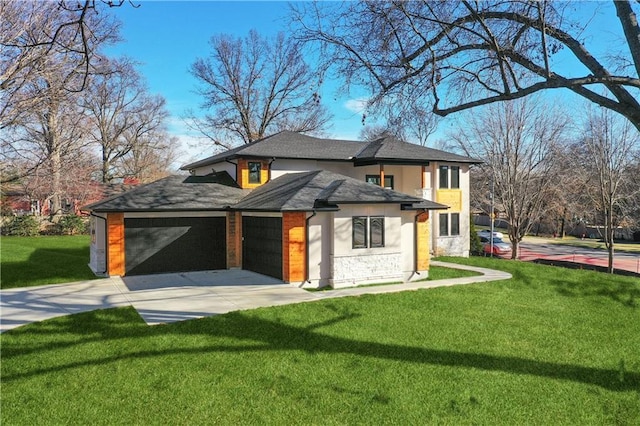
xmin=242 ymin=216 xmax=282 ymax=280
xmin=125 ymin=217 xmax=226 ymax=276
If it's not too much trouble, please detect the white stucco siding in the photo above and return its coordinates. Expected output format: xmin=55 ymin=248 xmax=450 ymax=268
xmin=306 ymin=212 xmax=333 ymax=288
xmin=328 ymin=204 xmax=417 ymax=288
xmin=270 ymin=159 xmax=321 ymax=179
xmin=191 ymin=161 xmax=237 ymax=180
xmin=89 ymin=213 xmax=107 ymax=276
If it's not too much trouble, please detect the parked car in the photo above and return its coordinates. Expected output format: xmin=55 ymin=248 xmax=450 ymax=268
xmin=479 ymin=236 xmax=511 ymax=256
xmin=478 ymin=229 xmax=504 ymax=239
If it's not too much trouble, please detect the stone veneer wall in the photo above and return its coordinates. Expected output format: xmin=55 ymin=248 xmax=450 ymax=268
xmin=330 ymin=252 xmax=403 ymax=288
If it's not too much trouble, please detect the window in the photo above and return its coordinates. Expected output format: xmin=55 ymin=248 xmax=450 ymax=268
xmin=440 ymin=213 xmax=460 ymax=237
xmin=366 ymin=175 xmax=394 ymax=189
xmin=352 ymin=216 xmax=385 ymax=248
xmin=451 ymin=213 xmax=460 ymax=236
xmin=352 ymin=217 xmax=367 ymax=248
xmin=439 ymin=213 xmax=449 ymax=236
xmin=451 ymin=166 xmax=460 ymax=189
xmin=439 ymin=166 xmax=449 ymax=189
xmin=370 ymin=217 xmax=385 ymax=247
xmin=248 ymin=161 xmax=261 ymax=184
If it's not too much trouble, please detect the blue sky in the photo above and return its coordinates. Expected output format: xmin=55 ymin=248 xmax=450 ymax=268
xmin=105 ymin=1 xmax=370 ymax=166
xmin=104 ymin=1 xmax=629 ymax=167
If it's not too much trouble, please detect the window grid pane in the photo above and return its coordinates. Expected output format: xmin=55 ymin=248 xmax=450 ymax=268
xmin=439 ymin=213 xmax=449 ymax=236
xmin=352 ymin=217 xmax=367 ymax=248
xmin=248 ymin=162 xmax=261 ymax=184
xmin=439 ymin=166 xmax=449 ymax=189
xmin=370 ymin=217 xmax=385 ymax=247
xmin=451 ymin=213 xmax=460 ymax=236
xmin=451 ymin=166 xmax=460 ymax=189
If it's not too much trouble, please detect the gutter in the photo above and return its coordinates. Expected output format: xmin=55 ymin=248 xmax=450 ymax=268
xmin=90 ymin=212 xmax=108 ymax=275
xmin=305 ymin=210 xmax=317 ymax=283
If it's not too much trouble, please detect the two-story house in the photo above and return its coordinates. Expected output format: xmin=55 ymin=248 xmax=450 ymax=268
xmin=85 ymin=131 xmax=480 ymax=288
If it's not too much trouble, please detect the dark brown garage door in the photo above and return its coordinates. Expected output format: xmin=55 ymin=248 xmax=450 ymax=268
xmin=242 ymin=216 xmax=282 ymax=280
xmin=124 ymin=217 xmax=226 ymax=275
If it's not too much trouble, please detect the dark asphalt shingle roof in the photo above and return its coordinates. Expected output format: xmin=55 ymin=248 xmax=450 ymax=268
xmin=356 ymin=135 xmax=481 ymax=164
xmin=83 ymin=173 xmax=246 ymax=212
xmin=233 ymin=170 xmax=448 ymax=212
xmin=181 ymin=131 xmax=481 ymax=170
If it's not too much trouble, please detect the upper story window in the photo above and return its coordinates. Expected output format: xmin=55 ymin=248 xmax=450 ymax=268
xmin=451 ymin=166 xmax=460 ymax=189
xmin=366 ymin=175 xmax=394 ymax=189
xmin=439 ymin=165 xmax=460 ymax=189
xmin=248 ymin=161 xmax=261 ymax=184
xmin=439 ymin=166 xmax=449 ymax=189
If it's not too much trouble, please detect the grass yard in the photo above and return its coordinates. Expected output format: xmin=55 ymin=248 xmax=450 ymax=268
xmin=1 ymin=257 xmax=638 ymax=425
xmin=1 ymin=235 xmax=97 ymax=289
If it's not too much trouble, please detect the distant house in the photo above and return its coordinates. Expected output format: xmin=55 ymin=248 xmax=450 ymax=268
xmin=2 ymin=178 xmax=139 ymax=217
xmin=84 ymin=131 xmax=480 ymax=288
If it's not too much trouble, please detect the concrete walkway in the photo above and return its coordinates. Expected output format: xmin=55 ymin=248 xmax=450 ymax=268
xmin=0 ymin=262 xmax=511 ymax=333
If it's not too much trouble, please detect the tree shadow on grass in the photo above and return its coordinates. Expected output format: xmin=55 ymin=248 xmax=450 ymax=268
xmin=1 ymin=248 xmax=97 ymax=289
xmin=2 ymin=307 xmax=638 ymax=392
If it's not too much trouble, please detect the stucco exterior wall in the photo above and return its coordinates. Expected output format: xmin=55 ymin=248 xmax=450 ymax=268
xmin=89 ymin=213 xmax=108 ymax=276
xmin=328 ymin=204 xmax=422 ymax=288
xmin=306 ymin=212 xmax=332 ymax=288
xmin=192 ymin=160 xmax=236 ymax=179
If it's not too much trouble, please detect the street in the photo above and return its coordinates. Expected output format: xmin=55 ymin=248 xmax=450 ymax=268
xmin=517 ymin=240 xmax=640 ymax=276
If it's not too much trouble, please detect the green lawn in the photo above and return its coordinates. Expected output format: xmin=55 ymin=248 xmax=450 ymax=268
xmin=2 ymin=258 xmax=638 ymax=425
xmin=1 ymin=235 xmax=97 ymax=289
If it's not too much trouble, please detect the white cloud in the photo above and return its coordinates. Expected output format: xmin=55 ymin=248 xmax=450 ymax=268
xmin=343 ymin=98 xmax=369 ymax=114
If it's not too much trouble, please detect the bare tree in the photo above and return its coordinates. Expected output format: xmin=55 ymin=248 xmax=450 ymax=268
xmin=1 ymin=1 xmax=121 ymax=129
xmin=83 ymin=58 xmax=168 ymax=183
xmin=189 ymin=30 xmax=331 ymax=148
xmin=294 ymin=1 xmax=640 ymax=131
xmin=120 ymin=132 xmax=178 ymax=183
xmin=451 ymin=98 xmax=569 ymax=259
xmin=571 ymin=107 xmax=640 ymax=272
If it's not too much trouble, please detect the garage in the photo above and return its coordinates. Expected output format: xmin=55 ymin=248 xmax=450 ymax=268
xmin=242 ymin=216 xmax=282 ymax=279
xmin=124 ymin=217 xmax=226 ymax=276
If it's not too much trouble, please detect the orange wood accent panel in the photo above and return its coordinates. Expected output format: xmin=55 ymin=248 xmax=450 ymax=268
xmin=282 ymin=212 xmax=306 ymax=283
xmin=107 ymin=213 xmax=125 ymax=276
xmin=237 ymin=158 xmax=269 ymax=189
xmin=416 ymin=212 xmax=430 ymax=271
xmin=379 ymin=164 xmax=385 ymax=187
xmin=226 ymin=211 xmax=242 ymax=268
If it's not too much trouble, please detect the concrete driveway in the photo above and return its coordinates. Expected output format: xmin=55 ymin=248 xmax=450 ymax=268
xmin=1 ymin=262 xmax=511 ymax=333
xmin=0 ymin=270 xmax=318 ymax=332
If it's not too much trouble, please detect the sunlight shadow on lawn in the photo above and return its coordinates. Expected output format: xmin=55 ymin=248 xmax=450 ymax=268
xmin=2 ymin=307 xmax=637 ymax=392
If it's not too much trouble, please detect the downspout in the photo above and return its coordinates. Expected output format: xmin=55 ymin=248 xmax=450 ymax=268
xmin=90 ymin=212 xmax=108 ymax=275
xmin=305 ymin=210 xmax=317 ymax=283
xmin=414 ymin=209 xmax=427 ymax=275
xmin=267 ymin=157 xmax=275 ymax=182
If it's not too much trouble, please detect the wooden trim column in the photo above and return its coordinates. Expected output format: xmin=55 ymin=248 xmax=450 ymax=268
xmin=107 ymin=213 xmax=125 ymax=276
xmin=379 ymin=164 xmax=385 ymax=187
xmin=226 ymin=211 xmax=242 ymax=268
xmin=282 ymin=212 xmax=306 ymax=283
xmin=416 ymin=211 xmax=430 ymax=271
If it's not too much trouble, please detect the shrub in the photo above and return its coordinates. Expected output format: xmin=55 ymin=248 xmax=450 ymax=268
xmin=469 ymin=216 xmax=484 ymax=255
xmin=56 ymin=215 xmax=88 ymax=235
xmin=3 ymin=215 xmax=40 ymax=236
